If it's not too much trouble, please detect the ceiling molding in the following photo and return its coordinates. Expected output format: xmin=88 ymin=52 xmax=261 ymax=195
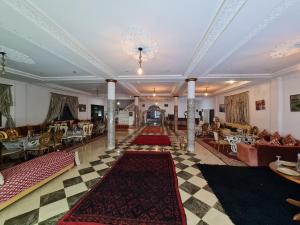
xmin=6 ymin=67 xmax=106 ymax=82
xmin=0 ymin=21 xmax=106 ymax=78
xmin=202 ymin=0 xmax=298 ymax=76
xmin=6 ymin=67 xmax=43 ymax=81
xmin=171 ymin=81 xmax=185 ymax=96
xmin=2 ymin=0 xmax=115 ymax=77
xmin=117 ymin=74 xmax=183 ymax=80
xmin=212 ymin=81 xmax=251 ymax=95
xmin=39 ymin=83 xmax=92 ymax=96
xmin=42 ymin=76 xmax=104 ymax=81
xmin=202 ymin=73 xmax=272 ymax=79
xmin=184 ymin=0 xmax=248 ymax=76
xmin=272 ymin=63 xmax=300 ymax=77
xmin=118 ymin=82 xmax=141 ymax=96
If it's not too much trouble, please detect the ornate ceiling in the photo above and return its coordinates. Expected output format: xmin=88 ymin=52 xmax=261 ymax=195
xmin=0 ymin=0 xmax=299 ymax=98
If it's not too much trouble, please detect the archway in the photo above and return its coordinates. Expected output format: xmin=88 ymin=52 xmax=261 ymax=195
xmin=142 ymin=105 xmax=165 ymax=126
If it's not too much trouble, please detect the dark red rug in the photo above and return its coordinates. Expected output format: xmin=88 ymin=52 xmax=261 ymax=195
xmin=57 ymin=151 xmax=186 ymax=225
xmin=132 ymin=135 xmax=171 ymax=145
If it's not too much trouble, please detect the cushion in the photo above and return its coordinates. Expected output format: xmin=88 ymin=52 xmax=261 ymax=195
xmin=256 ymin=138 xmax=268 ymax=145
xmin=268 ymin=138 xmax=281 ymax=146
xmin=271 ymin=132 xmax=281 ymax=141
xmin=282 ymin=134 xmax=297 ymax=146
xmin=0 ymin=172 xmax=4 ymax=186
xmin=258 ymin=129 xmax=270 ymax=139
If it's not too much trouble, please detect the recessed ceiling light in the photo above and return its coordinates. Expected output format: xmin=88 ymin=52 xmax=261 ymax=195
xmin=226 ymin=80 xmax=236 ymax=84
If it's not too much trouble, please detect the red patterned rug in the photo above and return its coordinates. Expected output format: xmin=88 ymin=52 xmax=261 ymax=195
xmin=132 ymin=135 xmax=171 ymax=145
xmin=142 ymin=126 xmax=162 ymax=133
xmin=57 ymin=151 xmax=186 ymax=225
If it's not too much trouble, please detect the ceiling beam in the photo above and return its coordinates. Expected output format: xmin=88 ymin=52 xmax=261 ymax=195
xmin=184 ymin=0 xmax=248 ymax=77
xmin=2 ymin=0 xmax=116 ymax=78
xmin=201 ymin=0 xmax=297 ymax=77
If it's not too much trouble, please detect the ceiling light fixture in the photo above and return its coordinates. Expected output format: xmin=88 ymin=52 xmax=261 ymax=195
xmin=152 ymin=88 xmax=156 ymax=97
xmin=204 ymin=87 xmax=208 ymax=96
xmin=137 ymin=47 xmax=143 ymax=75
xmin=226 ymin=80 xmax=236 ymax=84
xmin=0 ymin=52 xmax=6 ymax=75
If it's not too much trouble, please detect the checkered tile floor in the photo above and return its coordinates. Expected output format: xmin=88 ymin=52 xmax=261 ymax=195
xmin=1 ymin=128 xmax=233 ymax=225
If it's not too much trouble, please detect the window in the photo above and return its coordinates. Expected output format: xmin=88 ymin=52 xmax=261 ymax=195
xmin=55 ymin=105 xmax=74 ymax=121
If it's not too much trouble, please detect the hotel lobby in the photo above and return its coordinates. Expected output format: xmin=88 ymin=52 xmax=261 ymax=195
xmin=0 ymin=1 xmax=300 ymax=225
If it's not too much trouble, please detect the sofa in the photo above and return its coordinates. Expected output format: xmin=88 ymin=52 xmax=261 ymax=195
xmin=0 ymin=151 xmax=75 ymax=210
xmin=237 ymin=142 xmax=300 ymax=166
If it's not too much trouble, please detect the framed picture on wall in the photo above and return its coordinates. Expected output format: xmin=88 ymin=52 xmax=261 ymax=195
xmin=290 ymin=94 xmax=300 ymax=112
xmin=79 ymin=104 xmax=86 ymax=112
xmin=219 ymin=104 xmax=225 ymax=112
xmin=255 ymin=100 xmax=265 ymax=110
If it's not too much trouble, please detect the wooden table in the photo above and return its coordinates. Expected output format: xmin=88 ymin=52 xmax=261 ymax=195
xmin=269 ymin=162 xmax=300 ymax=220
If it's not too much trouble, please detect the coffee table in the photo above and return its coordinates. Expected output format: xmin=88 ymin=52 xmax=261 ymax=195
xmin=269 ymin=162 xmax=300 ymax=220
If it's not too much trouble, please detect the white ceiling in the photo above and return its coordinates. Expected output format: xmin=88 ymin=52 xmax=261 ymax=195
xmin=0 ymin=0 xmax=299 ymax=98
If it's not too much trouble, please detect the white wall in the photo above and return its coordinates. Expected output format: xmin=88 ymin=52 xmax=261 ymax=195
xmin=214 ymin=81 xmax=272 ymax=132
xmin=281 ymin=73 xmax=300 ymax=138
xmin=213 ymin=72 xmax=300 ymax=139
xmin=0 ymin=78 xmax=106 ymax=127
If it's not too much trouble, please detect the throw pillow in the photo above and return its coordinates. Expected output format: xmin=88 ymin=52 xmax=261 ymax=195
xmin=256 ymin=138 xmax=268 ymax=145
xmin=258 ymin=129 xmax=270 ymax=139
xmin=268 ymin=138 xmax=281 ymax=145
xmin=282 ymin=134 xmax=297 ymax=146
xmin=0 ymin=172 xmax=4 ymax=186
xmin=271 ymin=132 xmax=281 ymax=141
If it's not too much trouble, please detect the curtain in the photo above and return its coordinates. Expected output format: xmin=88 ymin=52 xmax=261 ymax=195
xmin=224 ymin=91 xmax=249 ymax=124
xmin=0 ymin=84 xmax=16 ymax=128
xmin=44 ymin=93 xmax=79 ymax=123
xmin=65 ymin=95 xmax=79 ymax=119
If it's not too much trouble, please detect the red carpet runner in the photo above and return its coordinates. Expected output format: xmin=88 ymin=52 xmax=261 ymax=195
xmin=142 ymin=126 xmax=162 ymax=134
xmin=132 ymin=135 xmax=171 ymax=145
xmin=57 ymin=151 xmax=187 ymax=225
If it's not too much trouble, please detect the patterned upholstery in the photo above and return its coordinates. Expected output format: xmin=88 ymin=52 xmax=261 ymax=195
xmin=0 ymin=152 xmax=74 ymax=204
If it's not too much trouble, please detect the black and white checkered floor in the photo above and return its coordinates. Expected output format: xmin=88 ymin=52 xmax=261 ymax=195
xmin=1 ymin=128 xmax=233 ymax=225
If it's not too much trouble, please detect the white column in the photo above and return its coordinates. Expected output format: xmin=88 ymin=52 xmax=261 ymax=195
xmin=106 ymin=79 xmax=117 ymax=150
xmin=186 ymin=78 xmax=197 ymax=152
xmin=134 ymin=96 xmax=139 ymax=127
xmin=174 ymin=96 xmax=178 ymax=132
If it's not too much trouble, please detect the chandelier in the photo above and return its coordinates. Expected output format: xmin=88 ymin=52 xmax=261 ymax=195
xmin=0 ymin=52 xmax=6 ymax=75
xmin=152 ymin=88 xmax=156 ymax=97
xmin=204 ymin=87 xmax=208 ymax=96
xmin=123 ymin=26 xmax=158 ymax=74
xmin=137 ymin=47 xmax=143 ymax=75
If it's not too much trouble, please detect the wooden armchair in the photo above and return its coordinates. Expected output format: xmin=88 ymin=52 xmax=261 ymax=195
xmin=25 ymin=132 xmax=51 ymax=156
xmin=5 ymin=129 xmax=19 ymax=140
xmin=53 ymin=130 xmax=64 ymax=151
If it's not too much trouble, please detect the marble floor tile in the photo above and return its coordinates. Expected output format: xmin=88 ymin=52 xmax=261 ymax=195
xmin=40 ymin=189 xmax=66 ymax=207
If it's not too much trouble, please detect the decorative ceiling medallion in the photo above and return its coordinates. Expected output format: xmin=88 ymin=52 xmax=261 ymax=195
xmin=123 ymin=26 xmax=158 ymax=61
xmin=270 ymin=37 xmax=300 ymax=58
xmin=0 ymin=45 xmax=35 ymax=64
